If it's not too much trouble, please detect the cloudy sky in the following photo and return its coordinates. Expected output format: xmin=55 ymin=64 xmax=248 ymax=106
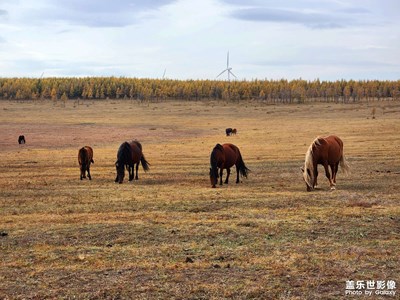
xmin=0 ymin=0 xmax=399 ymax=80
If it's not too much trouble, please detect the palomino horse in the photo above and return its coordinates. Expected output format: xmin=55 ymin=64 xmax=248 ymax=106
xmin=301 ymin=135 xmax=350 ymax=191
xmin=209 ymin=143 xmax=250 ymax=188
xmin=78 ymin=146 xmax=94 ymax=180
xmin=115 ymin=140 xmax=150 ymax=184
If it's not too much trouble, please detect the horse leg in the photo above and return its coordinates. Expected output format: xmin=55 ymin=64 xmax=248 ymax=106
xmin=330 ymin=164 xmax=337 ymax=186
xmin=135 ymin=163 xmax=139 ymax=180
xmin=333 ymin=162 xmax=339 ymax=184
xmin=87 ymin=165 xmax=92 ymax=180
xmin=323 ymin=162 xmax=335 ymax=189
xmin=225 ymin=168 xmax=231 ymax=184
xmin=314 ymin=169 xmax=318 ymax=189
xmin=219 ymin=168 xmax=224 ymax=185
xmin=128 ymin=166 xmax=134 ymax=181
xmin=236 ymin=165 xmax=240 ymax=183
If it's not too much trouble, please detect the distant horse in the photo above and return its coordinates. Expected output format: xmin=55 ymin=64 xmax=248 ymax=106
xmin=18 ymin=135 xmax=25 ymax=144
xmin=225 ymin=128 xmax=233 ymax=136
xmin=301 ymin=135 xmax=350 ymax=191
xmin=78 ymin=146 xmax=94 ymax=180
xmin=209 ymin=143 xmax=250 ymax=188
xmin=115 ymin=140 xmax=150 ymax=184
xmin=232 ymin=128 xmax=237 ymax=135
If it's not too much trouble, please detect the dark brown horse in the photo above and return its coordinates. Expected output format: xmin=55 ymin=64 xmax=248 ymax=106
xmin=232 ymin=128 xmax=237 ymax=135
xmin=78 ymin=146 xmax=94 ymax=180
xmin=115 ymin=140 xmax=150 ymax=184
xmin=225 ymin=128 xmax=233 ymax=136
xmin=209 ymin=143 xmax=250 ymax=188
xmin=301 ymin=135 xmax=350 ymax=191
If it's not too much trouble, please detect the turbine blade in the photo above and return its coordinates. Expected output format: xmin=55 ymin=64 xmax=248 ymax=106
xmin=216 ymin=69 xmax=227 ymax=78
xmin=227 ymin=51 xmax=229 ymax=68
xmin=229 ymin=70 xmax=237 ymax=79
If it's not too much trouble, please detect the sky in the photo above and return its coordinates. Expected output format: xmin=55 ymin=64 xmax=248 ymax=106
xmin=0 ymin=0 xmax=399 ymax=80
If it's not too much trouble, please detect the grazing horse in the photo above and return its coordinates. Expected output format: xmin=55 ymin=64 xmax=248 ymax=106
xmin=225 ymin=128 xmax=233 ymax=136
xmin=301 ymin=135 xmax=350 ymax=191
xmin=209 ymin=143 xmax=250 ymax=188
xmin=78 ymin=146 xmax=94 ymax=180
xmin=115 ymin=140 xmax=150 ymax=184
xmin=232 ymin=128 xmax=237 ymax=135
xmin=18 ymin=135 xmax=25 ymax=144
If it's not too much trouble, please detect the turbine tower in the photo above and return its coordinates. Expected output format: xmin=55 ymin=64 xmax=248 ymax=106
xmin=216 ymin=51 xmax=237 ymax=81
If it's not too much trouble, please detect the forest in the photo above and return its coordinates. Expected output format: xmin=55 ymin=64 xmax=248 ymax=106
xmin=0 ymin=77 xmax=399 ymax=102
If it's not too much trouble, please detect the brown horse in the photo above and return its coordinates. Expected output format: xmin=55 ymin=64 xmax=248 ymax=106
xmin=232 ymin=128 xmax=237 ymax=135
xmin=115 ymin=140 xmax=150 ymax=184
xmin=78 ymin=146 xmax=94 ymax=180
xmin=209 ymin=143 xmax=250 ymax=188
xmin=301 ymin=135 xmax=350 ymax=191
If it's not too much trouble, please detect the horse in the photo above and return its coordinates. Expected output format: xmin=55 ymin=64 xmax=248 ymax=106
xmin=301 ymin=135 xmax=350 ymax=191
xmin=209 ymin=143 xmax=250 ymax=188
xmin=18 ymin=135 xmax=25 ymax=144
xmin=78 ymin=146 xmax=94 ymax=180
xmin=232 ymin=128 xmax=237 ymax=135
xmin=225 ymin=128 xmax=233 ymax=136
xmin=115 ymin=140 xmax=150 ymax=184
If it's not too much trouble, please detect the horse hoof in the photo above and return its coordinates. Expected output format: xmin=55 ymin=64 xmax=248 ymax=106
xmin=330 ymin=186 xmax=336 ymax=190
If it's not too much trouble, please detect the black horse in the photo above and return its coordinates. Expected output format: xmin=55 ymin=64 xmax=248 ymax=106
xmin=115 ymin=140 xmax=150 ymax=184
xmin=18 ymin=135 xmax=26 ymax=144
xmin=226 ymin=128 xmax=233 ymax=136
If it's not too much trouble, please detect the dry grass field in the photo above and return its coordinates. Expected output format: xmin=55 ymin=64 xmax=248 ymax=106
xmin=0 ymin=99 xmax=399 ymax=299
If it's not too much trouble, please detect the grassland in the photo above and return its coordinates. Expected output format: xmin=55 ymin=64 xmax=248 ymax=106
xmin=0 ymin=99 xmax=399 ymax=299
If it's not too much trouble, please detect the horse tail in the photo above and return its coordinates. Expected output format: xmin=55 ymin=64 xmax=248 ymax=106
xmin=340 ymin=153 xmax=350 ymax=174
xmin=237 ymin=151 xmax=250 ymax=178
xmin=140 ymin=154 xmax=150 ymax=172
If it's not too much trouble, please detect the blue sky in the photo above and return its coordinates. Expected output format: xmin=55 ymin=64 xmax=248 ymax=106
xmin=0 ymin=0 xmax=399 ymax=80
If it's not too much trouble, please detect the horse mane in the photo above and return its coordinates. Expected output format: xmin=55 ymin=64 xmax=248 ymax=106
xmin=210 ymin=144 xmax=223 ymax=168
xmin=79 ymin=147 xmax=88 ymax=164
xmin=117 ymin=142 xmax=133 ymax=166
xmin=130 ymin=140 xmax=143 ymax=151
xmin=303 ymin=137 xmax=324 ymax=187
xmin=213 ymin=144 xmax=224 ymax=152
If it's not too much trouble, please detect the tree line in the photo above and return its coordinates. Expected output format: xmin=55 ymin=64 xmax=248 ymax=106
xmin=0 ymin=77 xmax=399 ymax=103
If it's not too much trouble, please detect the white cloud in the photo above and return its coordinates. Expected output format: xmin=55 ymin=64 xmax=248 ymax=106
xmin=0 ymin=0 xmax=399 ymax=80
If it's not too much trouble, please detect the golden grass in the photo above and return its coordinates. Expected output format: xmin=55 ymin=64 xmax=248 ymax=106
xmin=1 ymin=99 xmax=399 ymax=299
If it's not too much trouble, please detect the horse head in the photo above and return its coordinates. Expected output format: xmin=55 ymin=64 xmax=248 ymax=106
xmin=209 ymin=167 xmax=219 ymax=188
xmin=301 ymin=166 xmax=314 ymax=191
xmin=115 ymin=161 xmax=125 ymax=184
xmin=80 ymin=162 xmax=87 ymax=179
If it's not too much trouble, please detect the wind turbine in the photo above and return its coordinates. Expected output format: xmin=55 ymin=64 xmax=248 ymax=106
xmin=216 ymin=51 xmax=237 ymax=81
xmin=162 ymin=68 xmax=167 ymax=79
